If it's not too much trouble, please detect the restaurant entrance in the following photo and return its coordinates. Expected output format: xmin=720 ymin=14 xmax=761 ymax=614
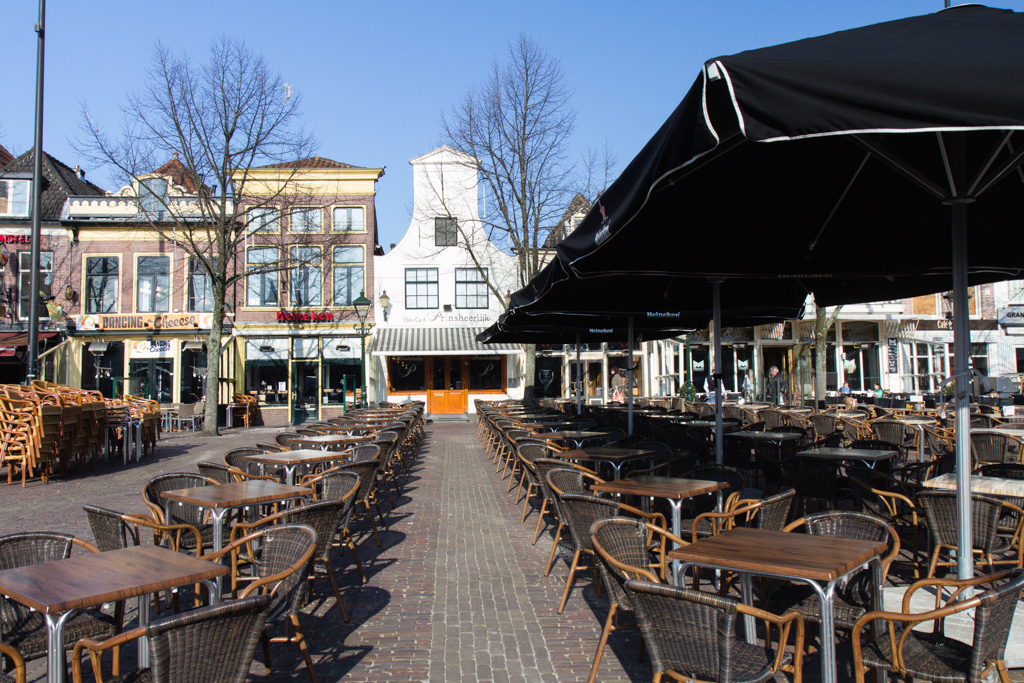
xmin=427 ymin=356 xmax=468 ymax=414
xmin=291 ymin=360 xmax=319 ymax=424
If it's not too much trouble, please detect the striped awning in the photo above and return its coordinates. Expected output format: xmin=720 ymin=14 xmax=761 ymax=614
xmin=372 ymin=327 xmax=520 ymax=356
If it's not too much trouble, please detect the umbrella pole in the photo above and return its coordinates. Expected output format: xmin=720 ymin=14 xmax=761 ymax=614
xmin=628 ymin=316 xmax=634 ymax=437
xmin=576 ymin=333 xmax=582 ymax=416
xmin=951 ymin=200 xmax=974 ymax=581
xmin=713 ymin=279 xmax=724 ymax=465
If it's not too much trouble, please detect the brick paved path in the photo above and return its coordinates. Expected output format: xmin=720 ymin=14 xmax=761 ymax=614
xmin=1 ymin=421 xmax=650 ymax=682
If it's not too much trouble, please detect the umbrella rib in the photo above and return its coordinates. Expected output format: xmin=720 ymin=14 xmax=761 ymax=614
xmin=807 ymin=151 xmax=870 ymax=252
xmin=852 ymin=135 xmax=947 ymax=200
xmin=970 ymin=135 xmax=1024 ymax=198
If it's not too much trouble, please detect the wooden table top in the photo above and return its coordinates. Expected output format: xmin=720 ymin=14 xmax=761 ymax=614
xmin=243 ymin=450 xmax=348 ymax=466
xmin=923 ymin=473 xmax=1024 ymax=497
xmin=798 ymin=447 xmax=897 ymax=462
xmin=0 ymin=545 xmax=227 ymax=614
xmin=533 ymin=431 xmax=608 ymax=440
xmin=668 ymin=527 xmax=887 ymax=582
xmin=726 ymin=431 xmax=802 ymax=441
xmin=592 ymin=476 xmax=727 ymax=500
xmin=161 ymin=480 xmax=312 ymax=508
xmin=972 ymin=428 xmax=1024 ymax=438
xmin=559 ymin=447 xmax=655 ymax=462
xmin=894 ymin=416 xmax=938 ymax=425
xmin=292 ymin=434 xmax=371 ymax=446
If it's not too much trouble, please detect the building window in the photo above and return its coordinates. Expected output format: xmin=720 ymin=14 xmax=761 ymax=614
xmin=246 ymin=247 xmax=279 ymax=307
xmin=405 ymin=268 xmax=438 ymax=309
xmin=85 ymin=256 xmax=119 ymax=314
xmin=332 ymin=246 xmax=364 ymax=306
xmin=0 ymin=180 xmax=30 ymax=217
xmin=18 ymin=250 xmax=52 ymax=319
xmin=137 ymin=256 xmax=170 ymax=313
xmin=290 ymin=207 xmax=321 ymax=232
xmin=247 ymin=207 xmax=280 ymax=232
xmin=469 ymin=356 xmax=504 ymax=391
xmin=332 ymin=206 xmax=365 ymax=232
xmin=139 ymin=178 xmax=168 ymax=216
xmin=455 ymin=268 xmax=488 ymax=309
xmin=388 ymin=356 xmax=426 ymax=392
xmin=289 ymin=246 xmax=322 ymax=306
xmin=188 ymin=257 xmax=215 ymax=312
xmin=434 ymin=217 xmax=457 ymax=246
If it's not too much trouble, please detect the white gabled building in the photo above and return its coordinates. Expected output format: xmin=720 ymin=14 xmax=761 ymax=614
xmin=370 ymin=146 xmax=523 ymax=415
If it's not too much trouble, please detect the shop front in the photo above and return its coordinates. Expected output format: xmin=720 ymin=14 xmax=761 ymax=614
xmin=71 ymin=312 xmax=213 ymax=401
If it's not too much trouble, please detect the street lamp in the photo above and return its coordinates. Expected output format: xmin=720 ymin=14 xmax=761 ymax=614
xmin=379 ymin=290 xmax=390 ymax=322
xmin=353 ymin=290 xmax=372 ymax=408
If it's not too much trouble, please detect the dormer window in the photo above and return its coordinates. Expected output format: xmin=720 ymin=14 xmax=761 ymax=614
xmin=139 ymin=178 xmax=168 ymax=216
xmin=0 ymin=179 xmax=30 ymax=217
xmin=434 ymin=217 xmax=457 ymax=247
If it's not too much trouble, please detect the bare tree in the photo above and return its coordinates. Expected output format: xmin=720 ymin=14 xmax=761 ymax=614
xmin=77 ymin=37 xmax=321 ymax=434
xmin=814 ymin=301 xmax=842 ymax=406
xmin=439 ymin=34 xmax=586 ymax=401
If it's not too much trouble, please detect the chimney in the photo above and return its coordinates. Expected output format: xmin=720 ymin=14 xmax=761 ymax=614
xmin=389 ymin=243 xmax=396 ymax=251
xmin=73 ymin=165 xmax=85 ymax=180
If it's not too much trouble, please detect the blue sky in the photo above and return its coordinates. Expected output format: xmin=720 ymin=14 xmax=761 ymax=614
xmin=5 ymin=1 xmax=1021 ymax=249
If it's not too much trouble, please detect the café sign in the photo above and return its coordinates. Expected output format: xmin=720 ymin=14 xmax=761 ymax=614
xmin=998 ymin=306 xmax=1024 ymax=327
xmin=76 ymin=313 xmax=214 ymax=332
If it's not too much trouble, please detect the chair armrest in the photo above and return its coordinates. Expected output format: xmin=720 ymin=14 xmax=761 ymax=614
xmin=617 ymin=501 xmax=667 ymax=530
xmin=737 ymin=604 xmax=805 ymax=676
xmin=0 ymin=642 xmax=25 ymax=683
xmin=71 ymin=624 xmax=146 ymax=683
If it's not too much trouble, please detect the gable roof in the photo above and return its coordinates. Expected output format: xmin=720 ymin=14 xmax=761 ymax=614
xmin=152 ymin=157 xmax=203 ymax=193
xmin=1 ymin=150 xmax=107 ymax=220
xmin=542 ymin=193 xmax=590 ymax=249
xmin=0 ymin=144 xmax=13 ymax=169
xmin=255 ymin=156 xmax=363 ymax=170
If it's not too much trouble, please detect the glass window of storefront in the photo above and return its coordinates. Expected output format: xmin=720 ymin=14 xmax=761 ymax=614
xmin=468 ymin=356 xmax=503 ymax=390
xmin=389 ymin=356 xmax=426 ymax=392
xmin=535 ymin=355 xmax=563 ymax=398
xmin=245 ymin=339 xmax=288 ymax=405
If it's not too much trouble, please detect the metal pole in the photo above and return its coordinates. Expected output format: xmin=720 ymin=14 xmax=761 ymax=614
xmin=27 ymin=0 xmax=46 ymax=383
xmin=627 ymin=316 xmax=634 ymax=436
xmin=951 ymin=197 xmax=974 ymax=580
xmin=575 ymin=333 xmax=582 ymax=416
xmin=712 ymin=279 xmax=724 ymax=465
xmin=359 ymin=322 xmax=367 ymax=408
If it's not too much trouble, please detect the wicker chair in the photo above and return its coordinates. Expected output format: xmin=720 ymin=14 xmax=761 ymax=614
xmin=336 ymin=460 xmax=386 ymax=546
xmin=783 ymin=456 xmax=852 ymax=514
xmin=689 ymin=488 xmax=796 ymax=540
xmin=312 ymin=470 xmax=365 ymax=583
xmin=852 ymin=568 xmax=1024 ymax=683
xmin=229 ymin=499 xmax=352 ymax=621
xmin=274 ymin=433 xmax=305 ymax=451
xmin=0 ymin=532 xmax=121 ymax=671
xmin=0 ymin=642 xmax=25 ymax=683
xmin=624 ymin=578 xmax=803 ymax=683
xmin=541 ymin=464 xmax=607 ymax=574
xmin=83 ymin=503 xmax=203 ymax=557
xmin=205 ymin=524 xmax=318 ymax=683
xmin=587 ymin=517 xmax=690 ymax=683
xmin=970 ymin=431 xmax=1024 ymax=464
xmin=554 ymin=493 xmax=665 ymax=614
xmin=677 ymin=465 xmax=747 ymax=540
xmin=766 ymin=511 xmax=899 ymax=635
xmin=871 ymin=420 xmax=913 ymax=453
xmin=141 ymin=473 xmax=222 ymax=553
xmin=917 ymin=490 xmax=1023 ymax=577
xmin=196 ymin=461 xmax=233 ymax=484
xmin=845 ymin=466 xmax=925 ymax=578
xmin=71 ymin=594 xmax=270 ymax=683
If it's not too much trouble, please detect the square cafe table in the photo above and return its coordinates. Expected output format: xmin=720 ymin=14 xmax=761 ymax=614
xmin=160 ymin=480 xmax=312 ymax=553
xmin=0 ymin=545 xmax=227 ymax=683
xmin=923 ymin=472 xmax=1024 ymax=498
xmin=558 ymin=447 xmax=656 ymax=479
xmin=669 ymin=527 xmax=887 ymax=683
xmin=799 ymin=446 xmax=898 ymax=469
xmin=289 ymin=434 xmax=371 ymax=451
xmin=532 ymin=430 xmax=609 ymax=449
xmin=244 ymin=449 xmax=350 ymax=485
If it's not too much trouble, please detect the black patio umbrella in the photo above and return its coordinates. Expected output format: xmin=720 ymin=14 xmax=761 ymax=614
xmin=550 ymin=4 xmax=1024 ymax=585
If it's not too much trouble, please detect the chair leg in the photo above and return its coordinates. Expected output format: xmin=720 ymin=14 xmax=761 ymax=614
xmin=361 ymin=500 xmax=382 ymax=546
xmin=588 ymin=604 xmax=617 ymax=683
xmin=558 ymin=549 xmax=582 ymax=613
xmin=532 ymin=499 xmax=550 ymax=545
xmin=323 ymin=560 xmax=349 ymax=622
xmin=289 ymin=614 xmax=319 ymax=683
xmin=520 ymin=484 xmax=535 ymax=522
xmin=545 ymin=523 xmax=564 ymax=575
xmin=346 ymin=534 xmax=367 ymax=583
xmin=260 ymin=632 xmax=273 ymax=675
xmin=506 ymin=462 xmax=520 ymax=491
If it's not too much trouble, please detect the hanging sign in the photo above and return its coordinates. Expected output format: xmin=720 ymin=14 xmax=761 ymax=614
xmin=887 ymin=338 xmax=898 ymax=374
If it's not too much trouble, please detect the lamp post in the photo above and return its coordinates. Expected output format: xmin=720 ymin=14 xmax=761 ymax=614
xmin=378 ymin=290 xmax=390 ymax=322
xmin=353 ymin=291 xmax=372 ymax=408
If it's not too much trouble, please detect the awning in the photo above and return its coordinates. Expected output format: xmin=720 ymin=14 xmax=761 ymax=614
xmin=372 ymin=326 xmax=521 ymax=357
xmin=0 ymin=331 xmax=58 ymax=358
xmin=87 ymin=341 xmax=110 ymax=355
xmin=182 ymin=341 xmax=205 ymax=351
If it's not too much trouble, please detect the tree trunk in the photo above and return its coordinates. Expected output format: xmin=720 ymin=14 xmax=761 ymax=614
xmin=813 ymin=304 xmax=841 ymax=409
xmin=202 ymin=295 xmax=225 ymax=436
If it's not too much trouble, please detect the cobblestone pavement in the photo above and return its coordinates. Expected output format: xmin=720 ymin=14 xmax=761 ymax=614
xmin=4 ymin=421 xmax=1023 ymax=683
xmin=0 ymin=421 xmax=651 ymax=682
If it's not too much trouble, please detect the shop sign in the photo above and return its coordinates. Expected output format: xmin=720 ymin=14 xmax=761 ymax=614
xmin=400 ymin=310 xmax=492 ymax=324
xmin=887 ymin=338 xmax=898 ymax=374
xmin=998 ymin=306 xmax=1024 ymax=327
xmin=0 ymin=235 xmax=30 ymax=244
xmin=277 ymin=310 xmax=335 ymax=323
xmin=130 ymin=339 xmax=173 ymax=358
xmin=75 ymin=312 xmax=214 ymax=331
